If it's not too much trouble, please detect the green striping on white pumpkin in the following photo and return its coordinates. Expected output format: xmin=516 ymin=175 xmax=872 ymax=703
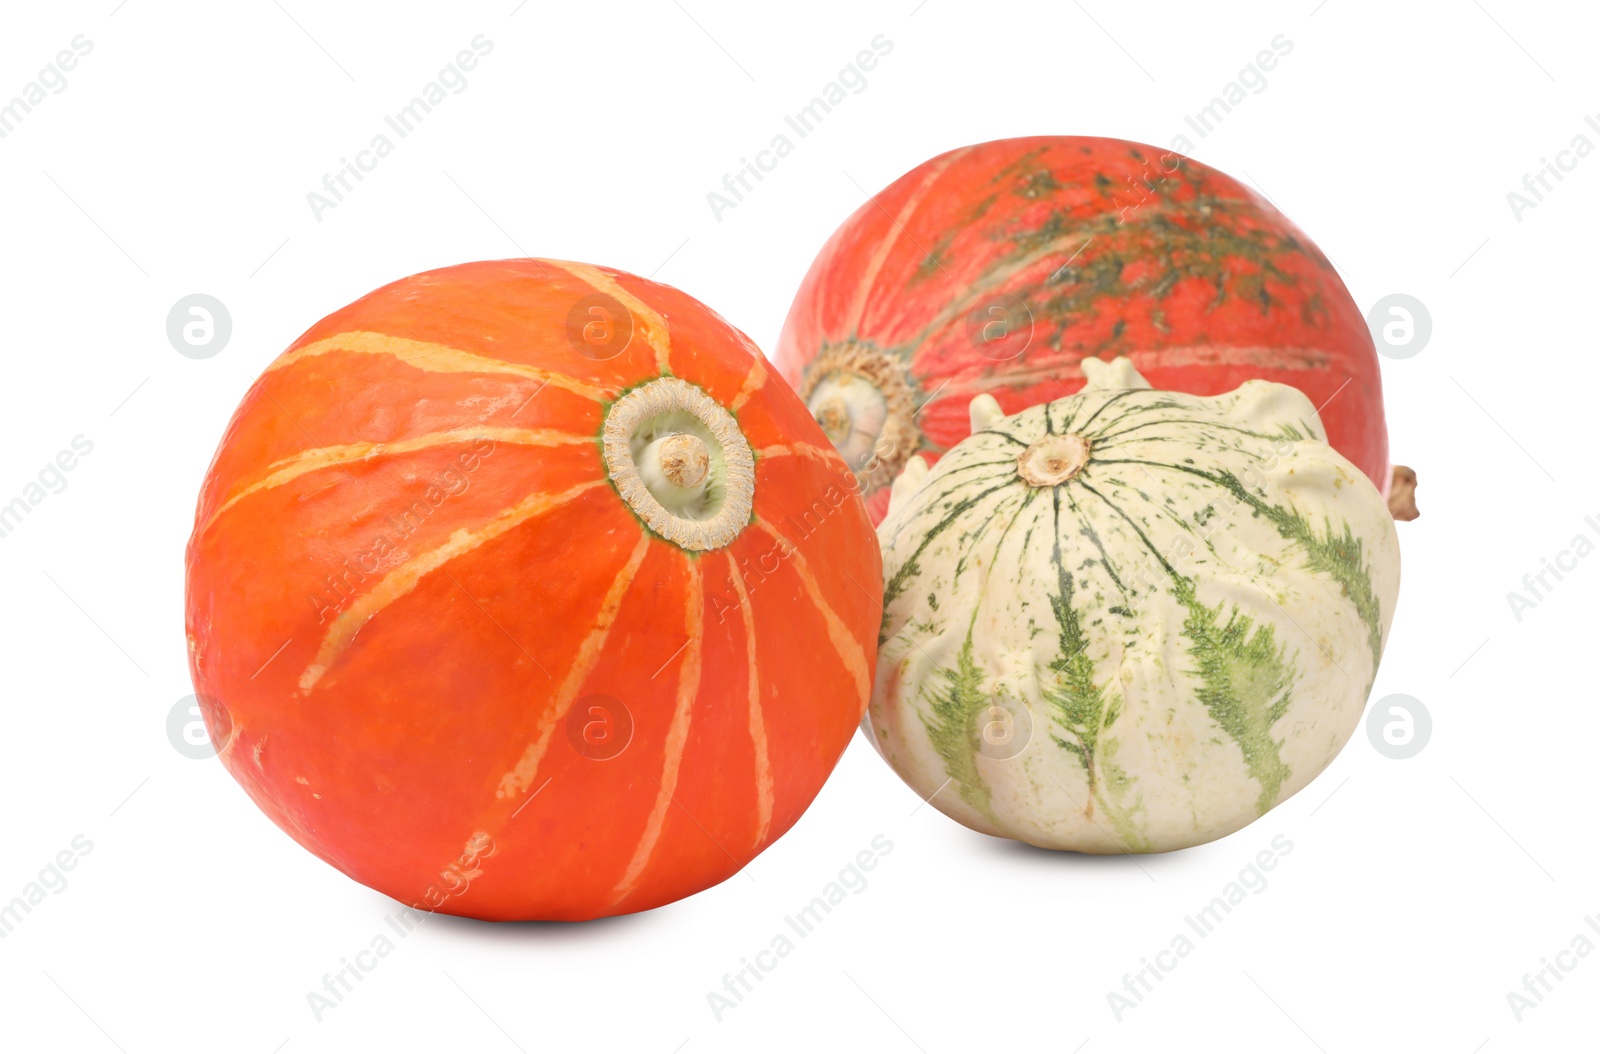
xmin=868 ymin=358 xmax=1401 ymax=853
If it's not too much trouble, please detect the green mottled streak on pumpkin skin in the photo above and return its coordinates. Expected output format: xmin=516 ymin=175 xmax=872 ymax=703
xmin=1170 ymin=577 xmax=1296 ymax=815
xmin=913 ymin=230 xmax=957 ymax=285
xmin=1043 ymin=487 xmax=1149 ymax=850
xmin=1043 ymin=487 xmax=1106 ymax=786
xmin=899 ymin=157 xmax=1338 ymax=374
xmin=919 ymin=627 xmax=997 ymax=823
xmin=966 ymin=156 xmax=1337 ymax=355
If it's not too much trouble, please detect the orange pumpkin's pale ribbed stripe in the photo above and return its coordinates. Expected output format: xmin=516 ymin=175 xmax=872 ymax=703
xmin=545 ymin=259 xmax=673 ymax=375
xmin=724 ymin=555 xmax=774 ymax=844
xmin=202 ymin=427 xmax=595 ymax=535
xmin=751 ymin=518 xmax=871 ymax=706
xmin=268 ymin=331 xmax=615 ymax=402
xmin=495 ymin=531 xmax=652 ymax=800
xmin=612 ymin=559 xmax=705 ymax=903
xmin=298 ymin=479 xmax=604 ymax=692
xmin=729 ymin=355 xmax=767 ymax=412
xmin=755 ymin=442 xmax=839 ymax=468
xmin=846 ymin=145 xmax=969 ymax=334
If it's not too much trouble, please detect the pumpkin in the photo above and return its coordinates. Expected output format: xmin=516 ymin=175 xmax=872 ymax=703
xmin=868 ymin=357 xmax=1400 ymax=852
xmin=775 ymin=135 xmax=1398 ymax=524
xmin=184 ymin=258 xmax=881 ymax=921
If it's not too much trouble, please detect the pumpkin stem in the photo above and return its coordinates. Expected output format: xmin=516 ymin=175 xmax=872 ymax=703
xmin=603 ymin=378 xmax=755 ymax=550
xmin=800 ymin=341 xmax=919 ymax=495
xmin=814 ymin=396 xmax=854 ymax=446
xmin=1017 ymin=434 xmax=1092 ymax=487
xmin=647 ymin=433 xmax=710 ymax=491
xmin=1388 ymin=464 xmax=1419 ymax=521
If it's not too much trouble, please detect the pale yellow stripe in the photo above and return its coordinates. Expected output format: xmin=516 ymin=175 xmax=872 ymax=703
xmin=730 ymin=355 xmax=768 ymax=412
xmin=612 ymin=560 xmax=704 ymax=902
xmin=544 ymin=259 xmax=672 ymax=374
xmin=202 ymin=427 xmax=595 ymax=535
xmin=751 ymin=518 xmax=870 ymax=705
xmin=298 ymin=479 xmax=604 ymax=693
xmin=756 ymin=442 xmax=840 ymax=468
xmin=496 ymin=531 xmax=653 ymax=799
xmin=846 ymin=145 xmax=970 ymax=334
xmin=268 ymin=330 xmax=615 ymax=402
xmin=725 ymin=556 xmax=773 ymax=844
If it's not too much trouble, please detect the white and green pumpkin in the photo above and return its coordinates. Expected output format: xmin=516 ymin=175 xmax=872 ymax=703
xmin=869 ymin=358 xmax=1401 ymax=852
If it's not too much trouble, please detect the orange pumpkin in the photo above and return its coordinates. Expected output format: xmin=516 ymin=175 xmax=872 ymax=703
xmin=777 ymin=136 xmax=1392 ymax=523
xmin=185 ymin=259 xmax=880 ymax=921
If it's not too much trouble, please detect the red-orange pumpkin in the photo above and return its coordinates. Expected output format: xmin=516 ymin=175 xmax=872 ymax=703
xmin=185 ymin=259 xmax=880 ymax=921
xmin=776 ymin=135 xmax=1391 ymax=522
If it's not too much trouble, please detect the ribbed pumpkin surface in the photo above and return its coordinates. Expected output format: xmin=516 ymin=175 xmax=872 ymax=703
xmin=185 ymin=259 xmax=880 ymax=920
xmin=776 ymin=135 xmax=1389 ymax=522
xmin=871 ymin=362 xmax=1400 ymax=852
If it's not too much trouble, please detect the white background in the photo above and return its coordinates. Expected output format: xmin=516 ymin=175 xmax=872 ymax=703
xmin=2 ymin=1 xmax=1595 ymax=1051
